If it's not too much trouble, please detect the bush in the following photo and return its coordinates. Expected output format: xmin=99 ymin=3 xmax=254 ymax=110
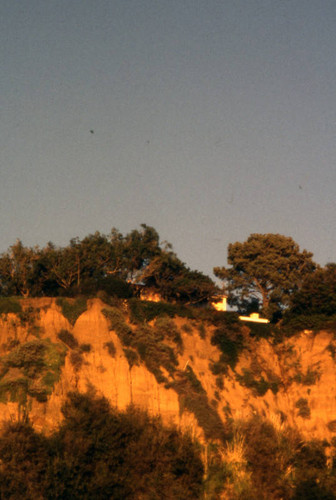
xmin=154 ymin=316 xmax=183 ymax=347
xmin=134 ymin=324 xmax=178 ymax=382
xmin=102 ymin=308 xmax=133 ymax=346
xmin=57 ymin=330 xmax=78 ymax=350
xmin=216 ymin=376 xmax=224 ymax=390
xmin=197 ymin=323 xmax=206 ymax=339
xmin=239 ymin=416 xmax=294 ymax=499
xmin=123 ymin=348 xmax=140 ymax=368
xmin=128 ymin=299 xmax=179 ymax=323
xmin=18 ymin=306 xmax=39 ymax=327
xmin=293 ymin=367 xmax=320 ymax=386
xmin=169 ymin=370 xmax=228 ymax=443
xmin=236 ymin=369 xmax=281 ymax=396
xmin=181 ymin=323 xmax=193 ymax=334
xmin=295 ymin=398 xmax=311 ymax=419
xmin=69 ymin=350 xmax=83 ymax=371
xmin=80 ymin=343 xmax=91 ymax=353
xmin=0 ymin=339 xmax=66 ymax=407
xmin=209 ymin=358 xmax=228 ymax=376
xmin=56 ymin=297 xmax=87 ymax=325
xmin=211 ymin=327 xmax=244 ymax=370
xmin=6 ymin=340 xmax=46 ymax=374
xmin=127 ymin=298 xmax=204 ymax=324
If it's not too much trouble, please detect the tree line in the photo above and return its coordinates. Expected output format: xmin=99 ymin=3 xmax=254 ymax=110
xmin=0 ymin=227 xmax=335 ymax=320
xmin=0 ymin=225 xmax=218 ymax=305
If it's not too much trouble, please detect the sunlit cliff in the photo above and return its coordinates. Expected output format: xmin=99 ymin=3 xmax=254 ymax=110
xmin=1 ymin=297 xmax=336 ymax=446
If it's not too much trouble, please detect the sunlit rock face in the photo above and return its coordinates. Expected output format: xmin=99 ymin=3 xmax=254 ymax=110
xmin=0 ymin=298 xmax=336 ymax=444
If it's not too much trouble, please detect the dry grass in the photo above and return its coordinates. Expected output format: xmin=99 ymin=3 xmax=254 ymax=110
xmin=268 ymin=410 xmax=285 ymax=434
xmin=223 ymin=432 xmax=246 ymax=466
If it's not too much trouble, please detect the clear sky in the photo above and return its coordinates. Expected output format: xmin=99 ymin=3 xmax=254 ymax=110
xmin=1 ymin=0 xmax=336 ymax=278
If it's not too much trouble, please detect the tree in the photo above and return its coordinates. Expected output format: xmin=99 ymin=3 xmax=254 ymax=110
xmin=289 ymin=263 xmax=336 ymax=316
xmin=214 ymin=234 xmax=317 ymax=318
xmin=42 ymin=243 xmax=80 ymax=292
xmin=110 ymin=224 xmax=162 ymax=280
xmin=141 ymin=252 xmax=219 ymax=304
xmin=0 ymin=240 xmax=41 ymax=297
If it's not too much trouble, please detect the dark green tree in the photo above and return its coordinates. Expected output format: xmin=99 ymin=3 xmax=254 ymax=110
xmin=0 ymin=240 xmax=41 ymax=297
xmin=110 ymin=224 xmax=162 ymax=279
xmin=141 ymin=252 xmax=219 ymax=304
xmin=289 ymin=264 xmax=336 ymax=316
xmin=214 ymin=234 xmax=316 ymax=318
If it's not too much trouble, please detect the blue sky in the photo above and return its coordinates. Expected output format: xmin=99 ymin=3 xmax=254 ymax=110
xmin=1 ymin=0 xmax=336 ymax=277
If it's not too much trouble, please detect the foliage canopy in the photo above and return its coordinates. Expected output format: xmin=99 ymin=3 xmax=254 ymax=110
xmin=214 ymin=233 xmax=316 ymax=318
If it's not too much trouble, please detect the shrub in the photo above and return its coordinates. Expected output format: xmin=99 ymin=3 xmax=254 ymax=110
xmin=134 ymin=324 xmax=178 ymax=381
xmin=216 ymin=376 xmax=224 ymax=390
xmin=69 ymin=350 xmax=83 ymax=371
xmin=28 ymin=386 xmax=48 ymax=403
xmin=56 ymin=297 xmax=87 ymax=325
xmin=128 ymin=298 xmax=195 ymax=324
xmin=327 ymin=343 xmax=336 ymax=360
xmin=181 ymin=323 xmax=192 ymax=334
xmin=211 ymin=327 xmax=244 ymax=370
xmin=170 ymin=373 xmax=228 ymax=443
xmin=102 ymin=308 xmax=133 ymax=346
xmin=154 ymin=316 xmax=183 ymax=347
xmin=123 ymin=348 xmax=139 ymax=368
xmin=6 ymin=340 xmax=46 ymax=373
xmin=236 ymin=369 xmax=281 ymax=396
xmin=80 ymin=343 xmax=91 ymax=353
xmin=295 ymin=398 xmax=311 ymax=419
xmin=197 ymin=323 xmax=206 ymax=339
xmin=2 ymin=338 xmax=20 ymax=351
xmin=209 ymin=358 xmax=228 ymax=376
xmin=18 ymin=306 xmax=40 ymax=327
xmin=184 ymin=366 xmax=203 ymax=393
xmin=0 ymin=339 xmax=66 ymax=408
xmin=128 ymin=299 xmax=176 ymax=323
xmin=328 ymin=420 xmax=336 ymax=433
xmin=239 ymin=416 xmax=294 ymax=499
xmin=293 ymin=367 xmax=320 ymax=386
xmin=57 ymin=329 xmax=78 ymax=350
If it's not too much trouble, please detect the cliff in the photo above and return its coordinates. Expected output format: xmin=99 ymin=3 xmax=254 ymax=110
xmin=0 ymin=297 xmax=336 ymax=444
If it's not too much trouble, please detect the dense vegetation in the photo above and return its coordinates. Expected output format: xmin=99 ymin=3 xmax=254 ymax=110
xmin=0 ymin=392 xmax=204 ymax=499
xmin=0 ymin=225 xmax=219 ymax=305
xmin=1 ymin=227 xmax=335 ymax=324
xmin=1 ymin=390 xmax=336 ymax=499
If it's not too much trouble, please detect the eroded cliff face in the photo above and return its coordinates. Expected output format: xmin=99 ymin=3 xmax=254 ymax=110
xmin=0 ymin=298 xmax=336 ymax=444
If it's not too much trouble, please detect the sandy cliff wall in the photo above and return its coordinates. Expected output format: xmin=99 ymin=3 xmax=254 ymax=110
xmin=0 ymin=298 xmax=336 ymax=443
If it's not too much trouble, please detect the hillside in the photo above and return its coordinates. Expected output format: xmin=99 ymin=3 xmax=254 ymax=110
xmin=1 ymin=297 xmax=336 ymax=498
